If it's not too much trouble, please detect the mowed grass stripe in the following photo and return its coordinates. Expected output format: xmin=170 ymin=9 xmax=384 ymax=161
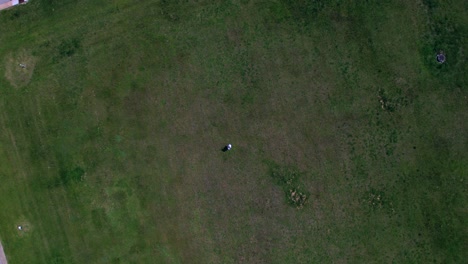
xmin=1 ymin=94 xmax=87 ymax=262
xmin=0 ymin=109 xmax=51 ymax=264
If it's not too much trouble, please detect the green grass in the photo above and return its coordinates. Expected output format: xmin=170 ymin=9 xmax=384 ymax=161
xmin=0 ymin=0 xmax=466 ymax=263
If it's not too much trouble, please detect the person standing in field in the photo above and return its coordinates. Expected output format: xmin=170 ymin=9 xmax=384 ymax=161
xmin=222 ymin=144 xmax=232 ymax=152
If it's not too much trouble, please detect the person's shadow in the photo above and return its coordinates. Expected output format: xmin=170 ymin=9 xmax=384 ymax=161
xmin=221 ymin=146 xmax=229 ymax=152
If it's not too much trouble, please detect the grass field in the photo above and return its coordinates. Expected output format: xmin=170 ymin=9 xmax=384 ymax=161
xmin=0 ymin=0 xmax=466 ymax=263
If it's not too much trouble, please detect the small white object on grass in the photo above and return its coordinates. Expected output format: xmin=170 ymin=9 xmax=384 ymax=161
xmin=17 ymin=225 xmax=22 ymax=230
xmin=19 ymin=63 xmax=26 ymax=68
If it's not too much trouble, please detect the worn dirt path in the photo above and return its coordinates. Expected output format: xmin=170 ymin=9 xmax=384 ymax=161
xmin=0 ymin=242 xmax=7 ymax=264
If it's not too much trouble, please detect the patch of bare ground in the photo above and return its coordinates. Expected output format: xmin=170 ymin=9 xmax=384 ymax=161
xmin=4 ymin=49 xmax=37 ymax=88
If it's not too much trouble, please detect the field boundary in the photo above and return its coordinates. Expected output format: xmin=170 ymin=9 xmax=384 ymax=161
xmin=0 ymin=241 xmax=7 ymax=264
xmin=0 ymin=0 xmax=28 ymax=12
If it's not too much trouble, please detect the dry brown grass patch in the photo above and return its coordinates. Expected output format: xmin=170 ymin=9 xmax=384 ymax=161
xmin=15 ymin=216 xmax=33 ymax=237
xmin=4 ymin=49 xmax=37 ymax=88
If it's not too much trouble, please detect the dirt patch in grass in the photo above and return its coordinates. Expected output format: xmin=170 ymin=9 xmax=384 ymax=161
xmin=14 ymin=217 xmax=33 ymax=238
xmin=4 ymin=49 xmax=37 ymax=88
